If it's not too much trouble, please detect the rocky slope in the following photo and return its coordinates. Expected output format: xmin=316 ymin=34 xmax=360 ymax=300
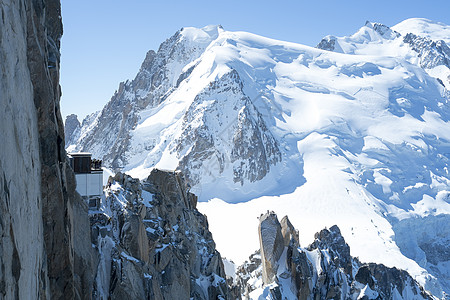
xmin=65 ymin=113 xmax=81 ymax=147
xmin=90 ymin=169 xmax=231 ymax=299
xmin=88 ymin=171 xmax=437 ymax=299
xmin=232 ymin=211 xmax=433 ymax=299
xmin=170 ymin=69 xmax=281 ymax=187
xmin=0 ymin=0 xmax=95 ymax=298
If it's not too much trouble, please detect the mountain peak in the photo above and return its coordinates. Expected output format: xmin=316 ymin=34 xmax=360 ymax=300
xmin=393 ymin=18 xmax=450 ymax=44
xmin=364 ymin=20 xmax=400 ymax=39
xmin=180 ymin=24 xmax=223 ymax=45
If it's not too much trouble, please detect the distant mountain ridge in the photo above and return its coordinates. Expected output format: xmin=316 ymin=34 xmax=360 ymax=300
xmin=66 ymin=18 xmax=450 ymax=298
xmin=317 ymin=20 xmax=450 ymax=88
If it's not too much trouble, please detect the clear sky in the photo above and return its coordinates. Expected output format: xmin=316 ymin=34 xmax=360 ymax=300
xmin=60 ymin=0 xmax=450 ymax=120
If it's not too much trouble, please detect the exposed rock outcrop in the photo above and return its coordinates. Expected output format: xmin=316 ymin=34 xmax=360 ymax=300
xmin=65 ymin=114 xmax=81 ymax=147
xmin=0 ymin=0 xmax=95 ymax=298
xmin=280 ymin=215 xmax=299 ymax=247
xmin=365 ymin=21 xmax=401 ymax=39
xmin=233 ymin=212 xmax=433 ymax=299
xmin=258 ymin=212 xmax=285 ymax=285
xmin=26 ymin=1 xmax=96 ymax=297
xmin=403 ymin=33 xmax=450 ymax=69
xmin=316 ymin=36 xmax=338 ymax=51
xmin=0 ymin=1 xmax=46 ymax=297
xmin=175 ymin=69 xmax=281 ymax=187
xmin=90 ymin=169 xmax=231 ymax=299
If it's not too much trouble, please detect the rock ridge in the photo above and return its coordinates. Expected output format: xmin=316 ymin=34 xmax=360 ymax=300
xmin=90 ymin=169 xmax=232 ymax=299
xmin=1 ymin=0 xmax=95 ymax=298
xmin=231 ymin=211 xmax=433 ymax=299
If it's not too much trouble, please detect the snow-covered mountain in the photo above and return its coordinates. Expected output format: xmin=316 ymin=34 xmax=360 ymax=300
xmin=317 ymin=20 xmax=450 ymax=89
xmin=66 ymin=18 xmax=450 ymax=298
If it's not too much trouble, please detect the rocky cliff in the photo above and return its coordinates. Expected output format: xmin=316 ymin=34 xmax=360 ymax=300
xmin=91 ymin=169 xmax=231 ymax=299
xmin=0 ymin=0 xmax=95 ymax=298
xmin=232 ymin=211 xmax=433 ymax=299
xmin=65 ymin=114 xmax=81 ymax=148
xmin=174 ymin=69 xmax=281 ymax=187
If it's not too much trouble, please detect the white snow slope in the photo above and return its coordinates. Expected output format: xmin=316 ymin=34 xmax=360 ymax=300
xmin=69 ymin=18 xmax=450 ymax=298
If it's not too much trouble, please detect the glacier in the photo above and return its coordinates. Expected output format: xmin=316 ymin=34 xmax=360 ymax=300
xmin=66 ymin=18 xmax=450 ymax=298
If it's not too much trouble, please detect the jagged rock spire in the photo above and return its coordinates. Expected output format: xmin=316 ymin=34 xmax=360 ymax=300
xmin=258 ymin=211 xmax=285 ymax=285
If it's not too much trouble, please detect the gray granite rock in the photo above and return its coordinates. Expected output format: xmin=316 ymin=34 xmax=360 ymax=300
xmin=258 ymin=211 xmax=285 ymax=285
xmin=91 ymin=169 xmax=231 ymax=299
xmin=176 ymin=69 xmax=281 ymax=187
xmin=234 ymin=212 xmax=433 ymax=299
xmin=0 ymin=0 xmax=95 ymax=298
xmin=403 ymin=33 xmax=450 ymax=69
xmin=65 ymin=114 xmax=81 ymax=147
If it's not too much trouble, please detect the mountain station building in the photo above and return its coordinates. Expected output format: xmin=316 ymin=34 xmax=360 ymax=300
xmin=68 ymin=152 xmax=103 ymax=209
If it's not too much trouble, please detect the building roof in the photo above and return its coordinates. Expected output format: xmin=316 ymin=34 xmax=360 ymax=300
xmin=68 ymin=152 xmax=92 ymax=157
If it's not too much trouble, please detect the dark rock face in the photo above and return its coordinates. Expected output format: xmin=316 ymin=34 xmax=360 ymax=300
xmin=317 ymin=22 xmax=400 ymax=52
xmin=91 ymin=169 xmax=231 ymax=299
xmin=317 ymin=36 xmax=337 ymax=51
xmin=308 ymin=225 xmax=353 ymax=275
xmin=233 ymin=212 xmax=433 ymax=299
xmin=367 ymin=21 xmax=401 ymax=39
xmin=1 ymin=1 xmax=45 ymax=298
xmin=403 ymin=33 xmax=450 ymax=70
xmin=25 ymin=1 xmax=96 ymax=298
xmin=0 ymin=0 xmax=95 ymax=298
xmin=233 ymin=250 xmax=262 ymax=298
xmin=258 ymin=211 xmax=285 ymax=285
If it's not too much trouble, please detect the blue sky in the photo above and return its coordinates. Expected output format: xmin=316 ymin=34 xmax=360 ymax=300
xmin=60 ymin=0 xmax=450 ymax=120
